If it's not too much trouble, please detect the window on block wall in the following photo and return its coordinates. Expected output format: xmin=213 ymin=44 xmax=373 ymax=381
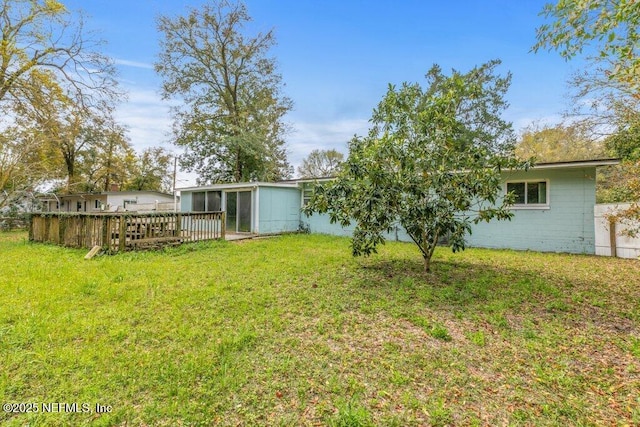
xmin=302 ymin=185 xmax=313 ymax=207
xmin=506 ymin=181 xmax=549 ymax=207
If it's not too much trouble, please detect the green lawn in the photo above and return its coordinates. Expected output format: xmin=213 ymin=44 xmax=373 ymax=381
xmin=1 ymin=231 xmax=639 ymax=426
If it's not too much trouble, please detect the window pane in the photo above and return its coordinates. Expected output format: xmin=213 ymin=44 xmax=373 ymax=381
xmin=302 ymin=188 xmax=313 ymax=207
xmin=226 ymin=192 xmax=237 ymax=232
xmin=507 ymin=182 xmax=525 ymax=204
xmin=238 ymin=191 xmax=252 ymax=232
xmin=192 ymin=192 xmax=205 ymax=211
xmin=527 ymin=181 xmax=547 ymax=204
xmin=538 ymin=181 xmax=547 ymax=204
xmin=206 ymin=191 xmax=221 ymax=211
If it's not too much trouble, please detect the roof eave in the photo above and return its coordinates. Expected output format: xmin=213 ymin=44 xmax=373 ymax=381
xmin=177 ymin=182 xmax=299 ymax=191
xmin=530 ymin=158 xmax=620 ymax=170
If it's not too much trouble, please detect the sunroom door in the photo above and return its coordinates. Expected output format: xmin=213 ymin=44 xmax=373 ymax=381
xmin=226 ymin=192 xmax=237 ymax=233
xmin=238 ymin=191 xmax=252 ymax=232
xmin=225 ymin=191 xmax=252 ymax=233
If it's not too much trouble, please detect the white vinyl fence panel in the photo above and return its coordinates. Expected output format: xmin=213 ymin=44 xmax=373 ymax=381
xmin=594 ymin=203 xmax=640 ymax=259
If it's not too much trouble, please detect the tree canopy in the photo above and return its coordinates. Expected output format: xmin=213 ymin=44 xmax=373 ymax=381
xmin=125 ymin=147 xmax=174 ymax=193
xmin=304 ymin=61 xmax=527 ymax=272
xmin=297 ymin=149 xmax=344 ymax=178
xmin=155 ymin=0 xmax=292 ymax=184
xmin=516 ymin=122 xmax=605 ymax=162
xmin=0 ymin=0 xmax=176 ymax=202
xmin=0 ymin=0 xmax=118 ymax=111
xmin=534 ymin=0 xmax=640 ymax=91
xmin=0 ymin=0 xmax=132 ymax=204
xmin=534 ymin=0 xmax=640 ymax=232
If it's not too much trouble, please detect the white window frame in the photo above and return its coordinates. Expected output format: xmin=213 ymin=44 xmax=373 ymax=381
xmin=505 ymin=179 xmax=550 ymax=210
xmin=192 ymin=190 xmax=222 ymax=212
xmin=301 ymin=185 xmax=313 ymax=207
xmin=123 ymin=199 xmax=137 ymax=209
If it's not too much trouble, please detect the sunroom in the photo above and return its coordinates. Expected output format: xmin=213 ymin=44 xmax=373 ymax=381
xmin=178 ymin=182 xmax=301 ymax=235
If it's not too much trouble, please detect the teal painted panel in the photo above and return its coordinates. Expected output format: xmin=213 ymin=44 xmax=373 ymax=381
xmin=303 ymin=213 xmax=356 ymax=236
xmin=258 ymin=187 xmax=301 ymax=233
xmin=466 ymin=167 xmax=596 ymax=254
xmin=304 ymin=167 xmax=597 ymax=254
xmin=180 ymin=192 xmax=192 ymax=212
xmin=303 ymin=213 xmax=413 ymax=242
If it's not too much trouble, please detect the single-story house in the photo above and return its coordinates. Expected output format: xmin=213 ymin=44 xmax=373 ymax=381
xmin=38 ymin=190 xmax=178 ymax=213
xmin=178 ymin=159 xmax=620 ymax=255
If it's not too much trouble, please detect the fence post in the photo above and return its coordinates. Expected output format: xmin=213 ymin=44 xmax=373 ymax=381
xmin=100 ymin=216 xmax=108 ymax=248
xmin=108 ymin=216 xmax=115 ymax=252
xmin=176 ymin=213 xmax=182 ymax=238
xmin=609 ymin=217 xmax=617 ymax=258
xmin=119 ymin=215 xmax=127 ymax=252
xmin=221 ymin=211 xmax=226 ymax=240
xmin=28 ymin=214 xmax=34 ymax=241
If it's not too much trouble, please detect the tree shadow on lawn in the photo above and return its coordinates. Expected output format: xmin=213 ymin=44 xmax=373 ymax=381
xmin=349 ymin=252 xmax=640 ymax=335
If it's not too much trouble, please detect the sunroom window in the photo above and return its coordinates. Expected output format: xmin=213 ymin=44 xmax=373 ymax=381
xmin=192 ymin=191 xmax=222 ymax=212
xmin=506 ymin=181 xmax=548 ymax=206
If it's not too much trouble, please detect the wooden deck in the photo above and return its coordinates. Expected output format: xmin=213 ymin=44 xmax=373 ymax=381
xmin=30 ymin=212 xmax=226 ymax=252
xmin=225 ymin=233 xmax=256 ymax=241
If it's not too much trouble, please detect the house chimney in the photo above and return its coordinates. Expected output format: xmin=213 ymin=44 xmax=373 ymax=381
xmin=110 ymin=183 xmax=120 ymax=192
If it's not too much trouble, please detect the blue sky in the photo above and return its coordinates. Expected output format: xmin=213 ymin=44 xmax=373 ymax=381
xmin=62 ymin=0 xmax=583 ymax=184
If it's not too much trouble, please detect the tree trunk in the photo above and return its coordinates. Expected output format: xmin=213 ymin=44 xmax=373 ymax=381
xmin=234 ymin=149 xmax=241 ymax=182
xmin=423 ymin=255 xmax=431 ymax=273
xmin=423 ymin=232 xmax=439 ymax=273
xmin=65 ymin=156 xmax=75 ymax=193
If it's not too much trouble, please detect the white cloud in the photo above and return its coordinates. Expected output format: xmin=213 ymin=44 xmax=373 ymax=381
xmin=285 ymin=118 xmax=369 ymax=171
xmin=114 ymin=88 xmax=173 ymax=151
xmin=114 ymin=58 xmax=154 ymax=69
xmin=511 ymin=114 xmax=564 ymax=134
xmin=114 ymin=87 xmax=200 ymax=187
xmin=114 ymin=83 xmax=371 ymax=183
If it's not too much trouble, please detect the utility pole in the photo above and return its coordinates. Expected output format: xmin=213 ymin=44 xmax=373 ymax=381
xmin=172 ymin=156 xmax=178 ymax=212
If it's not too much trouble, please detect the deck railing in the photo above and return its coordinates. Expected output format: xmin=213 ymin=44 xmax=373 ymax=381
xmin=29 ymin=212 xmax=225 ymax=252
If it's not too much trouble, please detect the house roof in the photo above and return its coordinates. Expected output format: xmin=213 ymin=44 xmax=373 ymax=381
xmin=281 ymin=176 xmax=336 ymax=184
xmin=177 ymin=159 xmax=621 ymax=193
xmin=36 ymin=190 xmax=175 ymax=201
xmin=177 ymin=182 xmax=299 ymax=192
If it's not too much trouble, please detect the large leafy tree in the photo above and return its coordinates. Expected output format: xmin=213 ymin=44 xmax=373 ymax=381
xmin=0 ymin=122 xmax=47 ymax=210
xmin=304 ymin=61 xmax=526 ymax=272
xmin=0 ymin=0 xmax=118 ymax=111
xmin=77 ymin=121 xmax=134 ymax=192
xmin=516 ymin=122 xmax=605 ymax=162
xmin=156 ymin=0 xmax=292 ymax=184
xmin=125 ymin=147 xmax=174 ymax=193
xmin=534 ymin=0 xmax=640 ymax=91
xmin=0 ymin=0 xmax=123 ymax=197
xmin=534 ymin=0 xmax=640 ymax=232
xmin=24 ymin=84 xmax=111 ymax=192
xmin=297 ymin=149 xmax=344 ymax=178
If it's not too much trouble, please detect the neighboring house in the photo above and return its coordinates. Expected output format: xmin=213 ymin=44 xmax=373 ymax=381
xmin=178 ymin=159 xmax=620 ymax=255
xmin=38 ymin=191 xmax=178 ymax=213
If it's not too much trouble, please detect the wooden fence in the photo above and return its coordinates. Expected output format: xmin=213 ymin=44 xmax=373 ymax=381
xmin=29 ymin=212 xmax=225 ymax=252
xmin=0 ymin=216 xmax=28 ymax=231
